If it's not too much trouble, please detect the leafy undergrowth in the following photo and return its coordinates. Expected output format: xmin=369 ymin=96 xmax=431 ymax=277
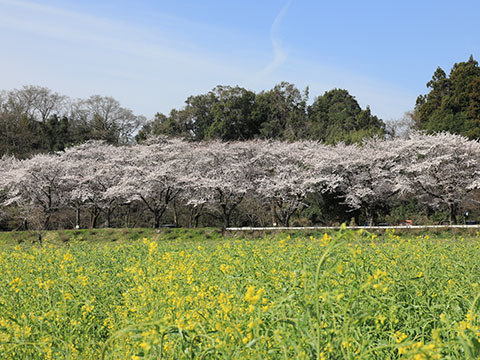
xmin=1 ymin=229 xmax=480 ymax=358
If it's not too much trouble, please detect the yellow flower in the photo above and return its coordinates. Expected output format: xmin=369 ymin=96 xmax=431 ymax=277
xmin=63 ymin=252 xmax=73 ymax=262
xmin=148 ymin=241 xmax=158 ymax=254
xmin=394 ymin=331 xmax=407 ymax=343
xmin=245 ymin=286 xmax=264 ymax=305
xmin=9 ymin=277 xmax=22 ymax=293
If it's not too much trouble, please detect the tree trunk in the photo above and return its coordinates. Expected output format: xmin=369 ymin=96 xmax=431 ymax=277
xmin=75 ymin=206 xmax=81 ymax=229
xmin=106 ymin=210 xmax=112 ymax=228
xmin=153 ymin=207 xmax=167 ymax=228
xmin=284 ymin=214 xmax=291 ymax=227
xmin=274 ymin=206 xmax=294 ymax=227
xmin=90 ymin=206 xmax=100 ymax=228
xmin=222 ymin=210 xmax=230 ymax=230
xmin=449 ymin=203 xmax=457 ymax=225
xmin=124 ymin=204 xmax=130 ymax=228
xmin=271 ymin=200 xmax=277 ymax=226
xmin=222 ymin=202 xmax=239 ymax=230
xmin=188 ymin=211 xmax=193 ymax=228
xmin=194 ymin=213 xmax=201 ymax=228
xmin=172 ymin=199 xmax=178 ymax=226
xmin=188 ymin=205 xmax=202 ymax=228
xmin=365 ymin=208 xmax=376 ymax=226
xmin=43 ymin=212 xmax=51 ymax=230
xmin=154 ymin=209 xmax=161 ymax=229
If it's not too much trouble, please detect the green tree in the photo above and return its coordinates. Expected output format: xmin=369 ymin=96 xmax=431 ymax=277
xmin=414 ymin=55 xmax=480 ymax=138
xmin=41 ymin=115 xmax=73 ymax=152
xmin=254 ymin=82 xmax=309 ymax=140
xmin=137 ymin=83 xmax=384 ymax=143
xmin=183 ymin=91 xmax=218 ymax=141
xmin=206 ymin=86 xmax=258 ymax=141
xmin=0 ymin=111 xmax=43 ymax=158
xmin=308 ymin=89 xmax=385 ymax=144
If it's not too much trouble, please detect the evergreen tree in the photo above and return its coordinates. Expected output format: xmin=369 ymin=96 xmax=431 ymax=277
xmin=308 ymin=89 xmax=385 ymax=144
xmin=415 ymin=55 xmax=480 ymax=138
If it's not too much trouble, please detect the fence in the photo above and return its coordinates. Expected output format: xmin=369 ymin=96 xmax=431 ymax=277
xmin=227 ymin=225 xmax=480 ymax=231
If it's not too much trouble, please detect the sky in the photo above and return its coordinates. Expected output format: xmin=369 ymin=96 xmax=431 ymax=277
xmin=1 ymin=0 xmax=479 ymax=122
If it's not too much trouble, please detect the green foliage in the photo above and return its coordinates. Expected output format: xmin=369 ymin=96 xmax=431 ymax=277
xmin=0 ymin=111 xmax=102 ymax=159
xmin=308 ymin=89 xmax=386 ymax=144
xmin=255 ymin=82 xmax=309 ymax=140
xmin=206 ymin=86 xmax=258 ymax=141
xmin=415 ymin=55 xmax=480 ymax=138
xmin=0 ymin=113 xmax=43 ymax=158
xmin=137 ymin=83 xmax=385 ymax=144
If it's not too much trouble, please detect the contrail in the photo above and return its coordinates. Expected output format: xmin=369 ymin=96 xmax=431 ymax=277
xmin=260 ymin=0 xmax=292 ymax=76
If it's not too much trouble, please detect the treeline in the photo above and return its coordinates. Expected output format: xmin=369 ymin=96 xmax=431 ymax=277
xmin=2 ymin=56 xmax=480 ymax=231
xmin=0 ymin=86 xmax=145 ymax=158
xmin=1 ymin=134 xmax=478 ymax=232
xmin=0 ymin=83 xmax=387 ymax=160
xmin=136 ymin=83 xmax=386 ymax=143
xmin=2 ymin=56 xmax=480 ymax=161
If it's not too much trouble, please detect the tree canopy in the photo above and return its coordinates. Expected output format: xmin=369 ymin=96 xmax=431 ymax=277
xmin=1 ymin=133 xmax=478 ymax=231
xmin=308 ymin=89 xmax=386 ymax=144
xmin=414 ymin=55 xmax=480 ymax=139
xmin=0 ymin=83 xmax=385 ymax=159
xmin=0 ymin=86 xmax=145 ymax=158
xmin=136 ymin=82 xmax=386 ymax=144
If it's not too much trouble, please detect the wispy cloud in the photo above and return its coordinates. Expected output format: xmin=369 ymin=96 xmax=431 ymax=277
xmin=0 ymin=0 xmax=201 ymax=64
xmin=258 ymin=0 xmax=292 ymax=77
xmin=0 ymin=0 xmax=257 ymax=116
xmin=0 ymin=0 xmax=416 ymax=121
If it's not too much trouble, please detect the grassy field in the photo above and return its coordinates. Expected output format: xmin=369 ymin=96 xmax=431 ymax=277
xmin=1 ymin=228 xmax=480 ymax=359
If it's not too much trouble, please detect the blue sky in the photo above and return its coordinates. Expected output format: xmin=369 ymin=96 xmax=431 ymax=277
xmin=1 ymin=0 xmax=479 ymax=122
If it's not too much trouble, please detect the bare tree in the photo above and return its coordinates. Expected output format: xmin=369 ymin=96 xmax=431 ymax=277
xmin=5 ymin=86 xmax=67 ymax=122
xmin=74 ymin=95 xmax=144 ymax=144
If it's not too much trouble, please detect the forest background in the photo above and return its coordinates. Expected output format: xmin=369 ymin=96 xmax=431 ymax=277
xmin=1 ymin=56 xmax=480 ymax=230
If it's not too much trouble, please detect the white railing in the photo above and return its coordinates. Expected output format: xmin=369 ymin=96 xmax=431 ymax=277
xmin=227 ymin=225 xmax=480 ymax=231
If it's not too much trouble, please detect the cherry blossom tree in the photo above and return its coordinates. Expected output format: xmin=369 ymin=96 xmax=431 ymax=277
xmin=2 ymin=133 xmax=479 ymax=231
xmin=185 ymin=140 xmax=265 ymax=229
xmin=108 ymin=138 xmax=193 ymax=228
xmin=253 ymin=141 xmax=328 ymax=226
xmin=326 ymin=139 xmax=404 ymax=225
xmin=0 ymin=153 xmax=68 ymax=240
xmin=61 ymin=141 xmax=134 ymax=228
xmin=395 ymin=132 xmax=480 ymax=224
xmin=0 ymin=156 xmax=18 ymax=226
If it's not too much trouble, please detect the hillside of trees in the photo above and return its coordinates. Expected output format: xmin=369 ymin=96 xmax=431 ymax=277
xmin=0 ymin=83 xmax=386 ymax=160
xmin=136 ymin=83 xmax=386 ymax=143
xmin=2 ymin=56 xmax=480 ymax=231
xmin=414 ymin=55 xmax=480 ymax=138
xmin=0 ymin=86 xmax=146 ymax=159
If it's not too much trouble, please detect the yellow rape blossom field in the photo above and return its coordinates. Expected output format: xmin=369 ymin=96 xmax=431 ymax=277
xmin=1 ymin=228 xmax=480 ymax=359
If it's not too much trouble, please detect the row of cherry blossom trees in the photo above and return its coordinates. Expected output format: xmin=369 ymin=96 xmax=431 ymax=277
xmin=1 ymin=133 xmax=479 ymax=230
